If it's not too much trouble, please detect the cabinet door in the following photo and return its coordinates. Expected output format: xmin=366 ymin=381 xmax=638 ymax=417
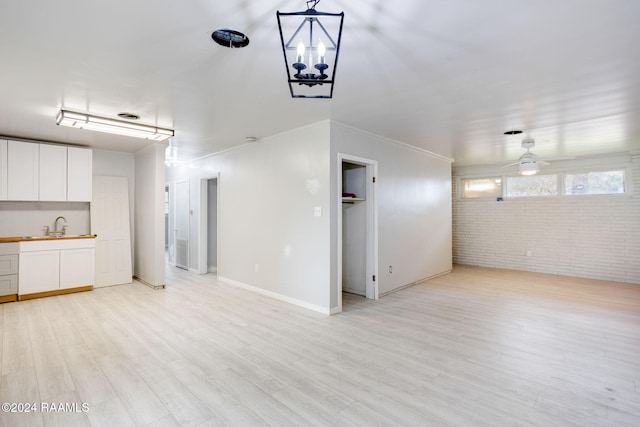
xmin=67 ymin=147 xmax=92 ymax=201
xmin=39 ymin=144 xmax=68 ymax=201
xmin=0 ymin=254 xmax=18 ymax=275
xmin=8 ymin=140 xmax=39 ymax=201
xmin=60 ymin=248 xmax=95 ymax=289
xmin=0 ymin=275 xmax=17 ymax=296
xmin=19 ymin=250 xmax=60 ymax=295
xmin=0 ymin=140 xmax=7 ymax=200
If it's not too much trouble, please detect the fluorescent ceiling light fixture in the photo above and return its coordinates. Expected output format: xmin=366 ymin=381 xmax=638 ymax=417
xmin=56 ymin=109 xmax=174 ymax=141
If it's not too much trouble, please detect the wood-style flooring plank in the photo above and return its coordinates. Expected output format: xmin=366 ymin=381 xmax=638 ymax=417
xmin=97 ymin=354 xmax=169 ymax=425
xmin=0 ymin=369 xmax=43 ymax=427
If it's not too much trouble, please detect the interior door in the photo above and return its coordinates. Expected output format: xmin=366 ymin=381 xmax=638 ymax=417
xmin=91 ymin=176 xmax=133 ymax=287
xmin=174 ymin=180 xmax=189 ymax=270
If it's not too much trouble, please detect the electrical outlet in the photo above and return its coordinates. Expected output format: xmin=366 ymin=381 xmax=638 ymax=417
xmin=389 ymin=265 xmax=393 ymax=273
xmin=255 ymin=264 xmax=259 ymax=272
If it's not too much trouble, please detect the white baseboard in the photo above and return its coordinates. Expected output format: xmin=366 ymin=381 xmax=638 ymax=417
xmin=208 ymin=267 xmax=218 ymax=273
xmin=218 ymin=276 xmax=331 ymax=315
xmin=379 ymin=269 xmax=452 ymax=297
xmin=329 ymin=306 xmax=342 ymax=315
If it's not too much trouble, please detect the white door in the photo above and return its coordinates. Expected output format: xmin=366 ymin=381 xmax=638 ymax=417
xmin=174 ymin=180 xmax=189 ymax=270
xmin=91 ymin=176 xmax=132 ymax=287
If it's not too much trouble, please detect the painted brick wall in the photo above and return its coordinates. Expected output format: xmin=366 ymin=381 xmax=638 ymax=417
xmin=453 ymin=154 xmax=640 ymax=284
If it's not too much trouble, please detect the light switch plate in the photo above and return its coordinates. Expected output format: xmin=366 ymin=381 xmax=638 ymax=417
xmin=314 ymin=206 xmax=322 ymax=217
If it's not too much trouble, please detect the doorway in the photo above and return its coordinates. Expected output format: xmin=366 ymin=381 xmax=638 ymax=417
xmin=174 ymin=180 xmax=189 ymax=270
xmin=206 ymin=177 xmax=218 ymax=273
xmin=337 ymin=154 xmax=378 ymax=312
xmin=191 ymin=175 xmax=220 ymax=275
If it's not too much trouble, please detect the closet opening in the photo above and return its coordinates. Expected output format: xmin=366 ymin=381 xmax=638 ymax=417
xmin=337 ymin=154 xmax=378 ymax=313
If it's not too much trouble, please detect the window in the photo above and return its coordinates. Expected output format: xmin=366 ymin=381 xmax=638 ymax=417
xmin=461 ymin=177 xmax=502 ymax=198
xmin=564 ymin=170 xmax=625 ymax=195
xmin=506 ymin=174 xmax=558 ymax=197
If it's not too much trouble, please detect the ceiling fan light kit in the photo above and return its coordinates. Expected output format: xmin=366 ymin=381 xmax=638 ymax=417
xmin=504 ymin=137 xmax=552 ymax=176
xmin=277 ymin=0 xmax=344 ymax=98
xmin=518 ymin=161 xmax=540 ymax=176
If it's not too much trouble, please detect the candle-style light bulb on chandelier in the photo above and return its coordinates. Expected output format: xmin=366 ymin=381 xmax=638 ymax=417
xmin=277 ymin=0 xmax=344 ymax=98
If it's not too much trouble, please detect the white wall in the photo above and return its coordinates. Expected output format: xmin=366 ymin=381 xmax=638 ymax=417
xmin=134 ymin=143 xmax=166 ymax=288
xmin=166 ymin=120 xmax=453 ymax=314
xmin=167 ymin=121 xmax=332 ymax=312
xmin=453 ymin=153 xmax=640 ymax=284
xmin=330 ymin=122 xmax=453 ymax=307
xmin=0 ymin=202 xmax=89 ymax=236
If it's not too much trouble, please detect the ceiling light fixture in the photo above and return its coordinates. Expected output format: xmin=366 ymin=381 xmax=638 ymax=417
xmin=504 ymin=138 xmax=548 ymax=176
xmin=56 ymin=109 xmax=174 ymax=141
xmin=277 ymin=0 xmax=344 ymax=98
xmin=518 ymin=160 xmax=540 ymax=176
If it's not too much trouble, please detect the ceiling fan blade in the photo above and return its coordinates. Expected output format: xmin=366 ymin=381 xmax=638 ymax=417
xmin=502 ymin=162 xmax=519 ymax=168
xmin=539 ymin=159 xmax=550 ymax=166
xmin=540 ymin=156 xmax=576 ymax=162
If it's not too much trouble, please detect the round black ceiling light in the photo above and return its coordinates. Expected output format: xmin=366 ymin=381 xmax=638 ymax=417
xmin=211 ymin=29 xmax=250 ymax=48
xmin=504 ymin=130 xmax=523 ymax=135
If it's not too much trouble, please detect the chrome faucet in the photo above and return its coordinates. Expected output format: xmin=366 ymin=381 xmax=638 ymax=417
xmin=51 ymin=216 xmax=67 ymax=237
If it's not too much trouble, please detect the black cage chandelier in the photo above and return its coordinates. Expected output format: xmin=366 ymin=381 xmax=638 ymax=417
xmin=277 ymin=0 xmax=344 ymax=98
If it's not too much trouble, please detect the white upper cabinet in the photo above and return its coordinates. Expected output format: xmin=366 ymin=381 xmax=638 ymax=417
xmin=0 ymin=140 xmax=7 ymax=200
xmin=4 ymin=141 xmax=92 ymax=202
xmin=7 ymin=140 xmax=39 ymax=201
xmin=39 ymin=144 xmax=68 ymax=202
xmin=67 ymin=147 xmax=92 ymax=201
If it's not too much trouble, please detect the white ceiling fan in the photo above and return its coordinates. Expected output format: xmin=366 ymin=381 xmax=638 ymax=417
xmin=503 ymin=137 xmax=550 ymax=175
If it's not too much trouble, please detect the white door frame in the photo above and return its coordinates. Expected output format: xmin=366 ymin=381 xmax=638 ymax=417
xmin=174 ymin=180 xmax=190 ymax=270
xmin=337 ymin=153 xmax=378 ymax=313
xmin=197 ymin=174 xmax=220 ymax=275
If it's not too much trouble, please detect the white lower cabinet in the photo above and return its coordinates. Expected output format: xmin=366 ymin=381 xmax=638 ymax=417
xmin=19 ymin=250 xmax=60 ymax=294
xmin=0 ymin=275 xmax=17 ymax=296
xmin=0 ymin=243 xmax=19 ymax=302
xmin=19 ymin=239 xmax=95 ymax=297
xmin=60 ymin=248 xmax=95 ymax=289
xmin=0 ymin=244 xmax=19 ymax=297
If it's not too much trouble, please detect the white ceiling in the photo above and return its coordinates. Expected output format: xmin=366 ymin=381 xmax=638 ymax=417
xmin=1 ymin=0 xmax=639 ymax=166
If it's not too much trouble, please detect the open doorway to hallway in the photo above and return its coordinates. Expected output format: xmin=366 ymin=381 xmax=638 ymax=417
xmin=165 ymin=175 xmax=219 ymax=278
xmin=206 ymin=177 xmax=218 ymax=274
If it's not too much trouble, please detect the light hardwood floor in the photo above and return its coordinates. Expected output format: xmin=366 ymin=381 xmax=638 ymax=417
xmin=1 ymin=264 xmax=639 ymax=426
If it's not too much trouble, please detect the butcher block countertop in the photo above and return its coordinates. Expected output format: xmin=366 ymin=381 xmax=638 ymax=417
xmin=0 ymin=235 xmax=97 ymax=243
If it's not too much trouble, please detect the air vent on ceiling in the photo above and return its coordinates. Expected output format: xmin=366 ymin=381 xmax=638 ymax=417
xmin=211 ymin=29 xmax=250 ymax=48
